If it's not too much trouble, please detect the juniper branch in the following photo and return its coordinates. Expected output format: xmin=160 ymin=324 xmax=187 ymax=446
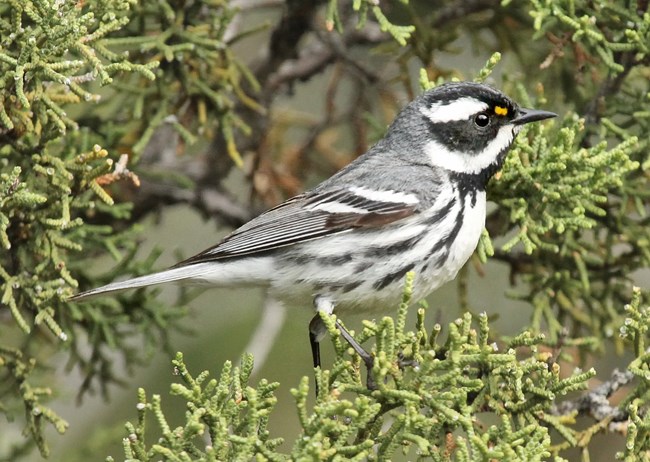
xmin=551 ymin=368 xmax=634 ymax=424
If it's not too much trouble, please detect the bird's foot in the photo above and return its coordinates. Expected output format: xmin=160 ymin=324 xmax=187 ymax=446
xmin=335 ymin=319 xmax=377 ymax=390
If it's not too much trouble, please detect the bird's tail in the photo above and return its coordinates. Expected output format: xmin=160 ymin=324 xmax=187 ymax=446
xmin=68 ymin=263 xmax=212 ymax=301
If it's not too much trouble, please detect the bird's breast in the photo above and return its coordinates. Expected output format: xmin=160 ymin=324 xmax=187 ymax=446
xmin=408 ymin=187 xmax=486 ymax=300
xmin=442 ymin=189 xmax=487 ymax=275
xmin=270 ymin=187 xmax=487 ymax=312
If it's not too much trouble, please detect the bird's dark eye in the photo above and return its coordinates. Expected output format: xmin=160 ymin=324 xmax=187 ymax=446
xmin=474 ymin=113 xmax=490 ymax=127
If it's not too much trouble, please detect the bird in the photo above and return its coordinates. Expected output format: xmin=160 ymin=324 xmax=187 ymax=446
xmin=70 ymin=81 xmax=556 ymax=379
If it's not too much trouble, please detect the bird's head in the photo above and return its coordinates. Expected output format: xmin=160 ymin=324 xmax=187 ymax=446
xmin=388 ymin=82 xmax=556 ymax=178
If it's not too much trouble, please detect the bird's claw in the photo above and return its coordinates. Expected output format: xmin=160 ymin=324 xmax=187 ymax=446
xmin=335 ymin=320 xmax=377 ymax=390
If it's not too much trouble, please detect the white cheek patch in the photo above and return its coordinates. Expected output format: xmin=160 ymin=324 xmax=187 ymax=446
xmin=425 ymin=126 xmax=516 ymax=174
xmin=420 ymin=98 xmax=489 ymax=123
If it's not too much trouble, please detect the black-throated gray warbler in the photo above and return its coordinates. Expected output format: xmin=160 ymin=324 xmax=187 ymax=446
xmin=71 ymin=82 xmax=556 ymax=371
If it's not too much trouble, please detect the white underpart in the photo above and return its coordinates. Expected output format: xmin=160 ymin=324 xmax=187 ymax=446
xmin=425 ymin=125 xmax=517 ymax=175
xmin=420 ymin=98 xmax=489 ymax=123
xmin=347 ymin=186 xmax=420 ymax=204
xmin=314 ymin=295 xmax=335 ymax=314
xmin=445 ymin=189 xmax=486 ymax=277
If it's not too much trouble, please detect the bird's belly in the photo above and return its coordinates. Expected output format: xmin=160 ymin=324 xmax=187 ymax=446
xmin=272 ymin=190 xmax=487 ymax=313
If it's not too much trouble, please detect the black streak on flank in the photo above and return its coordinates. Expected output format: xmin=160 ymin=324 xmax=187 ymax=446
xmin=356 ymin=261 xmax=374 ymax=272
xmin=421 ymin=250 xmax=448 ymax=274
xmin=342 ymin=280 xmax=363 ymax=293
xmin=443 ymin=197 xmax=465 ymax=249
xmin=422 ymin=194 xmax=465 ymax=270
xmin=362 ymin=198 xmax=457 ymax=261
xmin=425 ymin=197 xmax=457 ymax=225
xmin=289 ymin=254 xmax=312 ymax=266
xmin=373 ymin=263 xmax=415 ymax=290
xmin=363 ymin=233 xmax=424 ymax=258
xmin=316 ymin=253 xmax=354 ymax=266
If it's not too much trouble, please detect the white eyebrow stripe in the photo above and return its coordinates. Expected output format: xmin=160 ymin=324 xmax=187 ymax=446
xmin=420 ymin=97 xmax=489 ymax=123
xmin=348 ymin=186 xmax=420 ymax=204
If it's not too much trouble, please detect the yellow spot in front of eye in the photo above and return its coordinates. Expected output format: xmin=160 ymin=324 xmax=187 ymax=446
xmin=494 ymin=106 xmax=508 ymax=116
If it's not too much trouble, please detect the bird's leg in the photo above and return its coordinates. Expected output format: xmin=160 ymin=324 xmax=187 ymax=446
xmin=309 ymin=314 xmax=325 ymax=370
xmin=309 ymin=299 xmax=331 ymax=397
xmin=313 ymin=295 xmax=376 ymax=390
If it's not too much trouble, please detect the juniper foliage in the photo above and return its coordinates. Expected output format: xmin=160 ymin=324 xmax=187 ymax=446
xmin=0 ymin=0 xmax=250 ymax=457
xmin=111 ymin=276 xmax=649 ymax=461
xmin=0 ymin=0 xmax=649 ymax=460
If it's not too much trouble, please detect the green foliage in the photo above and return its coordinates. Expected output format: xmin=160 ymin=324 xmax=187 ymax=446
xmin=0 ymin=0 xmax=157 ymax=134
xmin=617 ymin=287 xmax=650 ymax=460
xmin=112 ymin=275 xmax=612 ymax=461
xmin=0 ymin=346 xmax=68 ymax=459
xmin=110 ymin=353 xmax=282 ymax=461
xmin=477 ymin=3 xmax=650 ymax=349
xmin=498 ymin=117 xmax=638 ymax=250
xmin=528 ymin=0 xmax=650 ymax=152
xmin=529 ymin=1 xmax=650 ymax=74
xmin=327 ymin=0 xmax=415 ymax=45
xmin=1 ymin=0 xmax=649 ymax=460
xmin=489 ymin=107 xmax=643 ymax=344
xmin=96 ymin=0 xmax=261 ymax=164
xmin=0 ymin=0 xmax=254 ymax=457
xmin=1 ymin=1 xmax=156 ymax=454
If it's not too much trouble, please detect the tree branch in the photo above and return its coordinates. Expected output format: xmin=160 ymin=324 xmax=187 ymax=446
xmin=551 ymin=368 xmax=634 ymax=427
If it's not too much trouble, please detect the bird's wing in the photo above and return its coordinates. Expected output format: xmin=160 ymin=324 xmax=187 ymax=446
xmin=174 ymin=187 xmax=420 ymax=267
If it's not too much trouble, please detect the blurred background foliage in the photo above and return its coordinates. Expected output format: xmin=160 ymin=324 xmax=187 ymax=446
xmin=0 ymin=0 xmax=649 ymax=460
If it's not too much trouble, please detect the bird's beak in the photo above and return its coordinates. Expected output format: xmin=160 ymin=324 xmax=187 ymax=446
xmin=512 ymin=107 xmax=557 ymax=125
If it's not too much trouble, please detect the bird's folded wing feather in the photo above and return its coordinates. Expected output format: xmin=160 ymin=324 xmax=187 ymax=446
xmin=173 ymin=187 xmax=419 ymax=267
